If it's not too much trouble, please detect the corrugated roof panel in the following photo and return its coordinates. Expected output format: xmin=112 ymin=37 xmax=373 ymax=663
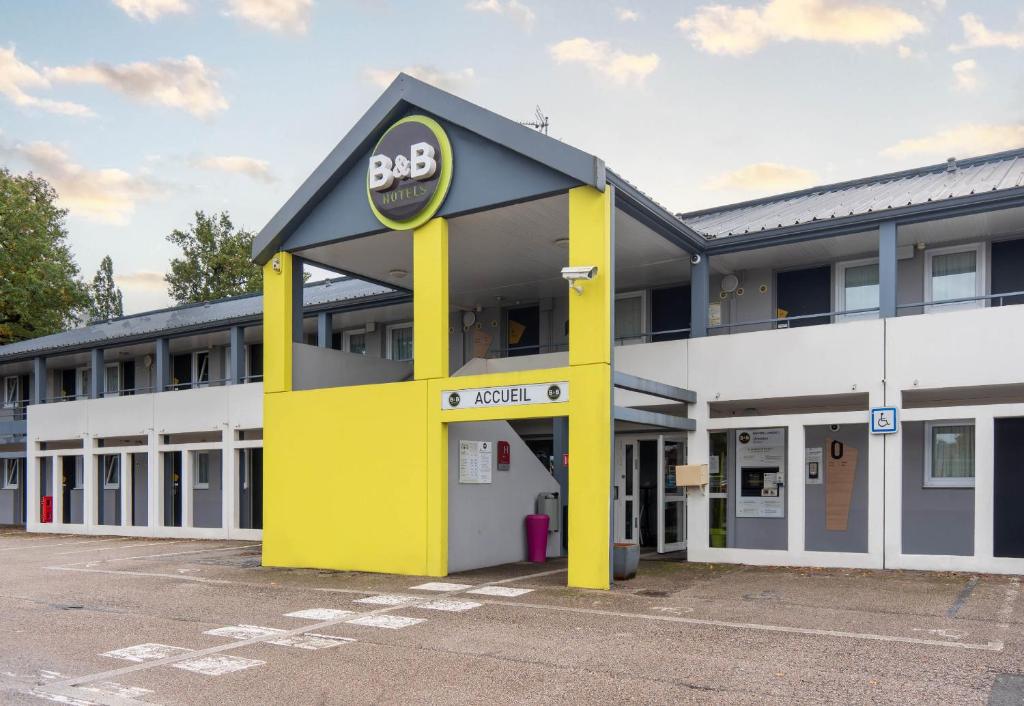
xmin=681 ymin=149 xmax=1024 ymax=238
xmin=0 ymin=278 xmax=394 ymax=361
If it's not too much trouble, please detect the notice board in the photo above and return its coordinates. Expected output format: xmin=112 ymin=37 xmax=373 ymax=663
xmin=736 ymin=428 xmax=786 ymax=518
xmin=825 ymin=438 xmax=857 ymax=531
xmin=459 ymin=440 xmax=493 ymax=484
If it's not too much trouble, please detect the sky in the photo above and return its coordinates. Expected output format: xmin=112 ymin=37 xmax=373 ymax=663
xmin=1 ymin=0 xmax=1023 ymax=313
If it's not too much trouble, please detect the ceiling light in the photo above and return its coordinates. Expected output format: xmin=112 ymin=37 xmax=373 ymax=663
xmin=389 ymin=268 xmax=409 ymax=279
xmin=553 ymin=237 xmax=570 ymax=248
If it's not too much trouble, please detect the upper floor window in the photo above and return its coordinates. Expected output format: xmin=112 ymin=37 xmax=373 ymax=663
xmin=171 ymin=351 xmax=209 ymax=389
xmin=615 ymin=291 xmax=647 ymax=345
xmin=3 ymin=376 xmax=19 ymax=409
xmin=926 ymin=244 xmax=985 ymax=311
xmin=835 ymin=259 xmax=879 ymax=321
xmin=104 ymin=363 xmax=120 ymax=398
xmin=344 ymin=329 xmax=368 ymax=355
xmin=924 ymin=420 xmax=975 ymax=488
xmin=387 ymin=323 xmax=413 ymax=361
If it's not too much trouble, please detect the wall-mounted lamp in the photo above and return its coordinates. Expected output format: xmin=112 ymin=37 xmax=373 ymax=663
xmin=271 ymin=255 xmax=282 ymax=273
xmin=561 ymin=265 xmax=598 ymax=295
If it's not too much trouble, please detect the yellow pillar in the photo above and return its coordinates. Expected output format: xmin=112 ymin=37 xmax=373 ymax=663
xmin=414 ymin=217 xmax=450 ymax=576
xmin=566 ymin=185 xmax=613 ymax=590
xmin=413 ymin=218 xmax=449 ymax=381
xmin=263 ymin=251 xmax=294 ymax=394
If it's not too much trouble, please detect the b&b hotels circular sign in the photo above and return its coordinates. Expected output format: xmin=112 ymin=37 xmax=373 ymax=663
xmin=366 ymin=115 xmax=453 ymax=231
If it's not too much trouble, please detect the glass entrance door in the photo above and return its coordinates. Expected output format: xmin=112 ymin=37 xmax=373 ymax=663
xmin=614 ymin=439 xmax=638 ymax=543
xmin=657 ymin=435 xmax=687 ymax=553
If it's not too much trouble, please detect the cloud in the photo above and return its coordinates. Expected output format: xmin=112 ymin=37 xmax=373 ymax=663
xmin=46 ymin=55 xmax=227 ymax=119
xmin=0 ymin=47 xmax=94 ymax=116
xmin=549 ymin=38 xmax=659 ymax=85
xmin=196 ymin=155 xmax=274 ymax=182
xmin=881 ymin=124 xmax=1024 ymax=159
xmin=363 ymin=66 xmax=475 ymax=92
xmin=466 ymin=0 xmax=535 ymax=30
xmin=112 ymin=0 xmax=190 ymax=21
xmin=2 ymin=140 xmax=164 ymax=224
xmin=950 ymin=13 xmax=1024 ymax=52
xmin=703 ymin=162 xmax=820 ymax=192
xmin=226 ymin=0 xmax=313 ymax=34
xmin=616 ymin=8 xmax=639 ymax=22
xmin=951 ymin=59 xmax=979 ymax=92
xmin=115 ymin=270 xmax=168 ymax=293
xmin=677 ymin=0 xmax=925 ymax=56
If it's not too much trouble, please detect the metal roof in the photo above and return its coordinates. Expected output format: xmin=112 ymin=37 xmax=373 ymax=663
xmin=0 ymin=278 xmax=397 ymax=362
xmin=678 ymin=148 xmax=1024 ymax=240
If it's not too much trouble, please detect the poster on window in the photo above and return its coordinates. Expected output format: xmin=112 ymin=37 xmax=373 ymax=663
xmin=805 ymin=447 xmax=823 ymax=485
xmin=736 ymin=428 xmax=786 ymax=518
xmin=458 ymin=440 xmax=493 ymax=484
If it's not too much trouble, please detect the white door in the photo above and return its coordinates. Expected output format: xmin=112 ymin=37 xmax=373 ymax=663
xmin=657 ymin=435 xmax=687 ymax=553
xmin=614 ymin=439 xmax=639 ymax=543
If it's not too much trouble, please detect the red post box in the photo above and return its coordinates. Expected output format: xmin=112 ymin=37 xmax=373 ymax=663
xmin=41 ymin=496 xmax=53 ymax=523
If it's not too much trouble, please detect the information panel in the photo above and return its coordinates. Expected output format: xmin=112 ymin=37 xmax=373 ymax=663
xmin=458 ymin=440 xmax=493 ymax=484
xmin=736 ymin=428 xmax=786 ymax=518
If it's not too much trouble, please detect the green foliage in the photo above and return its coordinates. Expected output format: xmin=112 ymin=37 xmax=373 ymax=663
xmin=87 ymin=255 xmax=124 ymax=322
xmin=0 ymin=168 xmax=90 ymax=344
xmin=165 ymin=210 xmax=263 ymax=305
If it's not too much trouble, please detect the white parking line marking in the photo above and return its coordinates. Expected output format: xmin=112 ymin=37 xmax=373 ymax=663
xmin=346 ymin=614 xmax=425 ymax=630
xmin=205 ymin=625 xmax=285 ymax=640
xmin=101 ymin=643 xmax=194 ymax=662
xmin=410 ymin=581 xmax=474 ymax=592
xmin=268 ymin=634 xmax=355 ymax=650
xmin=468 ymin=586 xmax=534 ymax=597
xmin=417 ymin=599 xmax=481 ymax=612
xmin=52 ymin=540 xmax=192 ymax=556
xmin=80 ymin=681 xmax=154 ymax=699
xmin=173 ymin=655 xmax=264 ymax=676
xmin=480 ymin=599 xmax=1004 ymax=652
xmin=0 ymin=538 xmax=126 ymax=552
xmin=354 ymin=594 xmax=414 ymax=606
xmin=284 ymin=608 xmax=355 ymax=620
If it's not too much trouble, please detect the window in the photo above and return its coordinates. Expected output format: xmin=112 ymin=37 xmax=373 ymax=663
xmin=615 ymin=291 xmax=646 ymax=345
xmin=194 ymin=452 xmax=210 ymax=489
xmin=102 ymin=455 xmax=120 ymax=489
xmin=2 ymin=459 xmax=20 ymax=489
xmin=77 ymin=368 xmax=91 ymax=399
xmin=344 ymin=329 xmax=368 ymax=355
xmin=835 ymin=259 xmax=879 ymax=321
xmin=73 ymin=463 xmax=84 ymax=489
xmin=3 ymin=376 xmax=19 ymax=409
xmin=925 ymin=421 xmax=975 ymax=488
xmin=171 ymin=351 xmax=209 ymax=389
xmin=245 ymin=344 xmax=263 ymax=381
xmin=926 ymin=244 xmax=985 ymax=311
xmin=104 ymin=363 xmax=120 ymax=398
xmin=195 ymin=352 xmax=210 ymax=387
xmin=387 ymin=323 xmax=413 ymax=361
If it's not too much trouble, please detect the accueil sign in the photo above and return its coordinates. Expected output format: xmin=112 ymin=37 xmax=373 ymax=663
xmin=366 ymin=115 xmax=453 ymax=231
xmin=442 ymin=382 xmax=569 ymax=411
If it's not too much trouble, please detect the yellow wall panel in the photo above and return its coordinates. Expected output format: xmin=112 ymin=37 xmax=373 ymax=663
xmin=262 ymin=381 xmax=431 ymax=575
xmin=568 ymin=186 xmax=613 ymax=367
xmin=413 ymin=218 xmax=449 ymax=381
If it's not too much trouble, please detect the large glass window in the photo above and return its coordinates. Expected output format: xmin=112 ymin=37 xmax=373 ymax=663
xmin=927 ymin=246 xmax=983 ymax=310
xmin=104 ymin=363 xmax=120 ymax=398
xmin=2 ymin=376 xmax=19 ymax=409
xmin=925 ymin=421 xmax=975 ymax=488
xmin=387 ymin=323 xmax=413 ymax=361
xmin=836 ymin=260 xmax=879 ymax=320
xmin=102 ymin=455 xmax=120 ymax=489
xmin=2 ymin=458 xmax=20 ymax=489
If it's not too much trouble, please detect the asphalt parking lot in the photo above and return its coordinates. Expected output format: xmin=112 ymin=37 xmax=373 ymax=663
xmin=0 ymin=530 xmax=1022 ymax=705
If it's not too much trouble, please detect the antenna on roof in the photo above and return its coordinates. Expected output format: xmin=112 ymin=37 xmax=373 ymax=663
xmin=520 ymin=105 xmax=549 ymax=135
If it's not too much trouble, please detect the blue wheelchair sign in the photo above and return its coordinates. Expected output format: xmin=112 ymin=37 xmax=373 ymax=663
xmin=870 ymin=407 xmax=899 ymax=434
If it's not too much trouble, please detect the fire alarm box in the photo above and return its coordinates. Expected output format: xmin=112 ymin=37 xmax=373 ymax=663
xmin=497 ymin=440 xmax=510 ymax=471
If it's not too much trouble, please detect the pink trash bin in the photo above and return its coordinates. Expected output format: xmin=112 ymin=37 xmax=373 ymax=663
xmin=525 ymin=514 xmax=549 ymax=563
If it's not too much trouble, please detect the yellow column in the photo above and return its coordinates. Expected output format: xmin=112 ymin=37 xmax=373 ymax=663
xmin=414 ymin=217 xmax=450 ymax=576
xmin=263 ymin=251 xmax=294 ymax=394
xmin=568 ymin=186 xmax=613 ymax=367
xmin=413 ymin=218 xmax=449 ymax=381
xmin=566 ymin=185 xmax=613 ymax=590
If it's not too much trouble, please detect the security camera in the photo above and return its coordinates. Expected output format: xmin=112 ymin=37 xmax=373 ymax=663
xmin=690 ymin=253 xmax=702 ymax=265
xmin=561 ymin=265 xmax=598 ymax=295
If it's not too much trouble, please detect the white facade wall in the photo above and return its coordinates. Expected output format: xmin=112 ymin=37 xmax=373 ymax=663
xmin=25 ymin=383 xmax=263 ymax=540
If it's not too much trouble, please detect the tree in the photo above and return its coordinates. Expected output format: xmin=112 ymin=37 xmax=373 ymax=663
xmin=87 ymin=255 xmax=124 ymax=322
xmin=165 ymin=211 xmax=263 ymax=305
xmin=0 ymin=168 xmax=90 ymax=345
